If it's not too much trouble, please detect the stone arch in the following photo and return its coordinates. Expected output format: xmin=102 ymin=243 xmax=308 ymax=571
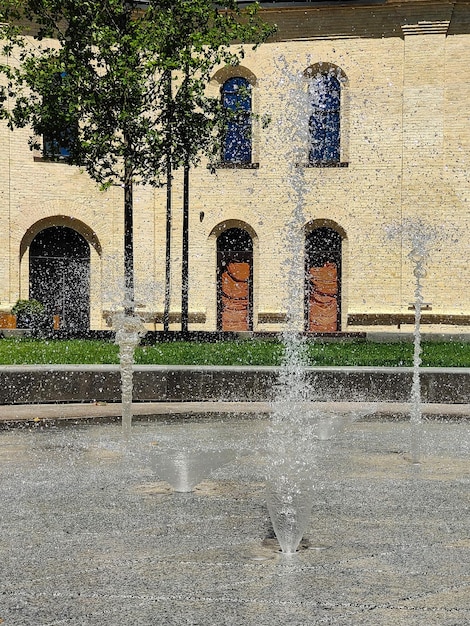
xmin=209 ymin=219 xmax=258 ymax=243
xmin=211 ymin=65 xmax=257 ymax=88
xmin=305 ymin=218 xmax=347 ymax=240
xmin=304 ymin=62 xmax=349 ymax=85
xmin=20 ymin=215 xmax=102 ymax=261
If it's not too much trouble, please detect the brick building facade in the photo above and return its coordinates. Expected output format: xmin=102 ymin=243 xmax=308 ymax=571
xmin=0 ymin=0 xmax=469 ymax=333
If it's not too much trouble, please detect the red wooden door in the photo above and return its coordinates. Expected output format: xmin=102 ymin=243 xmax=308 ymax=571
xmin=220 ymin=261 xmax=250 ymax=331
xmin=308 ymin=262 xmax=338 ymax=332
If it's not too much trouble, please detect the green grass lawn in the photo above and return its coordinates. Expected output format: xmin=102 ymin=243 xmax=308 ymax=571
xmin=0 ymin=337 xmax=468 ymax=367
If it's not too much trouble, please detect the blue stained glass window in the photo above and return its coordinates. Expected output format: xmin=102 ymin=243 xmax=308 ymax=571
xmin=309 ymin=72 xmax=341 ymax=164
xmin=222 ymin=77 xmax=252 ymax=163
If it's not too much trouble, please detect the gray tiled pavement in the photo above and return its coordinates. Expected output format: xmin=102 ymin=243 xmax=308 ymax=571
xmin=1 ymin=414 xmax=469 ymax=625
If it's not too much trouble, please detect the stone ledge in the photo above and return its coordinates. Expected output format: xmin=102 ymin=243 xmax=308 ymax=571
xmin=348 ymin=313 xmax=470 ymax=326
xmin=0 ymin=365 xmax=468 ymax=405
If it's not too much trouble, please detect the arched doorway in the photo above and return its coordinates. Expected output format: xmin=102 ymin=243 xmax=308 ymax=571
xmin=217 ymin=228 xmax=253 ymax=331
xmin=305 ymin=227 xmax=342 ymax=332
xmin=29 ymin=226 xmax=90 ymax=332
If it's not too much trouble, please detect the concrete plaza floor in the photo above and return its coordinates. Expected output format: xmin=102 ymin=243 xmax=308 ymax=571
xmin=1 ymin=412 xmax=469 ymax=625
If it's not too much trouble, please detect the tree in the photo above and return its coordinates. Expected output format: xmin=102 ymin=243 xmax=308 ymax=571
xmin=149 ymin=1 xmax=275 ymax=331
xmin=0 ymin=0 xmax=274 ymax=322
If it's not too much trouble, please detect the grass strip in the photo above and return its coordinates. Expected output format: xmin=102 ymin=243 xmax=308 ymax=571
xmin=0 ymin=338 xmax=468 ymax=367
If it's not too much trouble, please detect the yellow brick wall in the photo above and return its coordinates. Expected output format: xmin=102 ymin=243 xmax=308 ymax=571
xmin=0 ymin=0 xmax=469 ymax=333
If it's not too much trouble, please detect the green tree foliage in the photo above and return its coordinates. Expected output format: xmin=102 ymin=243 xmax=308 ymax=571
xmin=0 ymin=0 xmax=274 ymax=312
xmin=0 ymin=0 xmax=273 ymax=183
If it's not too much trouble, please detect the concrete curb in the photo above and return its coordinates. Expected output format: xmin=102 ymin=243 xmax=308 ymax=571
xmin=1 ymin=365 xmax=470 ymax=405
xmin=0 ymin=400 xmax=468 ymax=424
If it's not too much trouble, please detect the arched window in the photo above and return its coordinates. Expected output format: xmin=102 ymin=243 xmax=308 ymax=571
xmin=308 ymin=72 xmax=341 ymax=165
xmin=221 ymin=77 xmax=252 ymax=164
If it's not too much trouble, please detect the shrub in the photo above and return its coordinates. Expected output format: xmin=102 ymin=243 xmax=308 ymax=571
xmin=11 ymin=299 xmax=46 ymax=329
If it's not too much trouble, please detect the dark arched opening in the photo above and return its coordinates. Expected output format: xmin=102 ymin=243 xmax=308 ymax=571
xmin=30 ymin=226 xmax=90 ymax=332
xmin=305 ymin=227 xmax=342 ymax=332
xmin=217 ymin=228 xmax=253 ymax=331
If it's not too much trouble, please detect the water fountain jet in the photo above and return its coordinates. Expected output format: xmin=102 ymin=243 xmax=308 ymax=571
xmin=386 ymin=218 xmax=437 ymax=463
xmin=151 ymin=447 xmax=238 ymax=493
xmin=114 ymin=312 xmax=146 ymax=434
xmin=263 ymin=58 xmax=356 ymax=554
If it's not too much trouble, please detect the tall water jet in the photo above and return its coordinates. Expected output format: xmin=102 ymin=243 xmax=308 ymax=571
xmin=265 ymin=57 xmax=361 ymax=554
xmin=114 ymin=312 xmax=146 ymax=434
xmin=386 ymin=218 xmax=437 ymax=462
xmin=265 ymin=56 xmax=317 ymax=555
xmin=103 ymin=253 xmax=152 ymax=434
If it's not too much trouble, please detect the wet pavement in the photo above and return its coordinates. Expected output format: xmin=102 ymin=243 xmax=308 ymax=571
xmin=0 ymin=414 xmax=469 ymax=625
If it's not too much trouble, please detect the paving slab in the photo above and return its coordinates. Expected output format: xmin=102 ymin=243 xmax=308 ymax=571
xmin=0 ymin=416 xmax=469 ymax=625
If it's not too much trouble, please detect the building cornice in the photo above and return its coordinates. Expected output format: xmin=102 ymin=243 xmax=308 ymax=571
xmin=398 ymin=2 xmax=454 ymax=36
xmin=400 ymin=21 xmax=451 ymax=35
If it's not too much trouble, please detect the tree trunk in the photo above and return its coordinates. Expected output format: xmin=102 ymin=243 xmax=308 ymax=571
xmin=124 ymin=164 xmax=134 ymax=316
xmin=181 ymin=161 xmax=189 ymax=332
xmin=163 ymin=71 xmax=172 ymax=332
